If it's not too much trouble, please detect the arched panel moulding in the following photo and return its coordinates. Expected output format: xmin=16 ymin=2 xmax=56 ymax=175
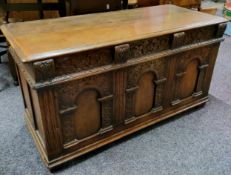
xmin=179 ymin=59 xmax=200 ymax=99
xmin=74 ymin=89 xmax=101 ymax=140
xmin=135 ymin=72 xmax=156 ymax=117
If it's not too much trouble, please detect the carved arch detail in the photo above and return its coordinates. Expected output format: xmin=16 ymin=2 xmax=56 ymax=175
xmin=58 ymin=73 xmax=114 ymax=144
xmin=74 ymin=88 xmax=101 ymax=140
xmin=125 ymin=58 xmax=167 ymax=124
xmin=172 ymin=55 xmax=209 ymax=106
xmin=125 ymin=67 xmax=166 ymax=124
xmin=134 ymin=71 xmax=157 ymax=117
xmin=179 ymin=59 xmax=200 ymax=99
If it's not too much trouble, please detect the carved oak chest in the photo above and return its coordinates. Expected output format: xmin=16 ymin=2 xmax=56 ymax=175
xmin=1 ymin=5 xmax=227 ymax=169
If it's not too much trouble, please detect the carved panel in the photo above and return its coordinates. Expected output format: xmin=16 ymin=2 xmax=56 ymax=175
xmin=55 ymin=49 xmax=112 ymax=76
xmin=126 ymin=58 xmax=167 ymax=121
xmin=56 ymin=73 xmax=113 ymax=143
xmin=172 ymin=46 xmax=211 ymax=104
xmin=57 ymin=73 xmax=112 ymax=110
xmin=127 ymin=58 xmax=167 ymax=88
xmin=183 ymin=25 xmax=217 ymax=45
xmin=51 ymin=25 xmax=218 ymax=81
xmin=127 ymin=25 xmax=216 ymax=60
xmin=129 ymin=35 xmax=170 ymax=59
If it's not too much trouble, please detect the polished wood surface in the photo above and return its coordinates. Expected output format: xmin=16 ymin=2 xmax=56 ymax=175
xmin=1 ymin=5 xmax=226 ymax=62
xmin=2 ymin=5 xmax=227 ymax=169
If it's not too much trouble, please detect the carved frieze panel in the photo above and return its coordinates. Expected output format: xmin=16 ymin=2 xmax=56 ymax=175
xmin=54 ymin=48 xmax=113 ymax=76
xmin=183 ymin=25 xmax=216 ymax=45
xmin=45 ymin=26 xmax=218 ymax=82
xmin=129 ymin=35 xmax=170 ymax=59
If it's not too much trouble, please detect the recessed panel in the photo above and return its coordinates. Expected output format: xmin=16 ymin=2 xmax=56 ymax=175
xmin=135 ymin=72 xmax=155 ymax=116
xmin=180 ymin=59 xmax=199 ymax=98
xmin=74 ymin=90 xmax=101 ymax=139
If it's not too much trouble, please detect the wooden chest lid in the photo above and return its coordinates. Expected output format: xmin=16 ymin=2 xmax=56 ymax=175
xmin=1 ymin=5 xmax=227 ymax=63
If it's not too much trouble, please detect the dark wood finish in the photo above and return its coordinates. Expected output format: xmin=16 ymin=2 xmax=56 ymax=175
xmin=1 ymin=5 xmax=227 ymax=169
xmin=137 ymin=0 xmax=159 ymax=7
xmin=0 ymin=29 xmax=7 ymax=63
xmin=7 ymin=51 xmax=18 ymax=84
xmin=134 ymin=0 xmax=201 ymax=9
xmin=160 ymin=0 xmax=201 ymax=9
xmin=68 ymin=0 xmax=122 ymax=15
xmin=0 ymin=0 xmax=66 ymax=21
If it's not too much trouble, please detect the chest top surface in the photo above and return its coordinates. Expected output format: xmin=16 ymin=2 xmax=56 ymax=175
xmin=1 ymin=5 xmax=227 ymax=63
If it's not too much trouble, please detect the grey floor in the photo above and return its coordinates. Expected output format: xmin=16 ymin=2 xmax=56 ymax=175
xmin=0 ymin=36 xmax=231 ymax=175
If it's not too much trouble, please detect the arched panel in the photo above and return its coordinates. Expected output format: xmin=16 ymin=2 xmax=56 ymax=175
xmin=180 ymin=59 xmax=199 ymax=99
xmin=74 ymin=89 xmax=101 ymax=140
xmin=135 ymin=72 xmax=155 ymax=116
